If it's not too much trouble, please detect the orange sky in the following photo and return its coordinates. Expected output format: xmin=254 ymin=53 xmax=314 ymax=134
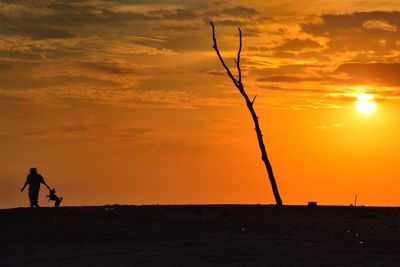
xmin=1 ymin=0 xmax=400 ymax=208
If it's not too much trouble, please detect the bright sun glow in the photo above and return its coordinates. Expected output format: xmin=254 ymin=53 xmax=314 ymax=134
xmin=355 ymin=94 xmax=376 ymax=114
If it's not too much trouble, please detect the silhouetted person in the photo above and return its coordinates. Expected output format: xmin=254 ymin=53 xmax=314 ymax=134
xmin=20 ymin=168 xmax=50 ymax=208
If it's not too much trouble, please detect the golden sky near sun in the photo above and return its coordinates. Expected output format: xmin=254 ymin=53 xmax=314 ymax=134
xmin=1 ymin=0 xmax=400 ymax=208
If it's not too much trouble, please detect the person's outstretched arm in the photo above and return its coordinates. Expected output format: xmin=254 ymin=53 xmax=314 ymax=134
xmin=21 ymin=178 xmax=29 ymax=192
xmin=40 ymin=175 xmax=50 ymax=190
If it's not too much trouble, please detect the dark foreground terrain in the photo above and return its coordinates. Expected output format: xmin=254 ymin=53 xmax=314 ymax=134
xmin=1 ymin=205 xmax=400 ymax=266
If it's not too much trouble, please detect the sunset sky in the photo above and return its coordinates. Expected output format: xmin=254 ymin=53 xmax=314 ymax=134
xmin=1 ymin=0 xmax=400 ymax=208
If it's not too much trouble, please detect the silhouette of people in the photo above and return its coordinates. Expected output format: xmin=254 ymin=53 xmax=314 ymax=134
xmin=20 ymin=168 xmax=50 ymax=208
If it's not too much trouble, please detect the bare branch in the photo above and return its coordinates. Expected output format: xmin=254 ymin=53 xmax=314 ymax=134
xmin=210 ymin=22 xmax=239 ymax=88
xmin=236 ymin=27 xmax=242 ymax=83
xmin=251 ymin=95 xmax=257 ymax=105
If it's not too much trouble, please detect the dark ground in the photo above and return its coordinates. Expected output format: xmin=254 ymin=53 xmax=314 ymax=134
xmin=1 ymin=205 xmax=400 ymax=266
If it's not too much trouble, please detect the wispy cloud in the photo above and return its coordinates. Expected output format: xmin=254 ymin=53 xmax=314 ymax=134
xmin=1 ymin=1 xmax=400 ymax=111
xmin=314 ymin=123 xmax=343 ymax=130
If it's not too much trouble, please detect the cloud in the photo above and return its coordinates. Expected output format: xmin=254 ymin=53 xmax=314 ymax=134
xmin=0 ymin=12 xmax=75 ymax=40
xmin=1 ymin=2 xmax=400 ymax=112
xmin=209 ymin=19 xmax=244 ymax=26
xmin=0 ymin=70 xmax=122 ymax=90
xmin=80 ymin=61 xmax=138 ymax=74
xmin=335 ymin=63 xmax=400 ymax=86
xmin=259 ymin=76 xmax=326 ymax=83
xmin=252 ymin=64 xmax=331 ymax=84
xmin=27 ymin=27 xmax=75 ymax=40
xmin=222 ymin=6 xmax=259 ymax=17
xmin=0 ymin=95 xmax=27 ymax=103
xmin=302 ymin=11 xmax=400 ymax=54
xmin=363 ymin=20 xmax=397 ymax=32
xmin=0 ymin=62 xmax=12 ymax=70
xmin=243 ymin=10 xmax=400 ymax=101
xmin=4 ymin=121 xmax=155 ymax=140
xmin=256 ymin=62 xmax=400 ymax=91
xmin=274 ymin=39 xmax=322 ymax=51
xmin=0 ymin=49 xmax=43 ymax=61
xmin=314 ymin=123 xmax=343 ymax=130
xmin=303 ymin=11 xmax=400 ymax=36
xmin=0 ymin=73 xmax=44 ymax=89
xmin=148 ymin=8 xmax=197 ymax=20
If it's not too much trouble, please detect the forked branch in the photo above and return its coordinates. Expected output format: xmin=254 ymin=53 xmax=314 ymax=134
xmin=210 ymin=22 xmax=283 ymax=206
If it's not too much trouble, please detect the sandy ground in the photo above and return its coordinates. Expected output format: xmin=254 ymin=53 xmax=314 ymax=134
xmin=1 ymin=205 xmax=400 ymax=266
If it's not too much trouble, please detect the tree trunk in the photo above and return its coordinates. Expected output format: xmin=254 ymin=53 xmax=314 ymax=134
xmin=210 ymin=22 xmax=283 ymax=206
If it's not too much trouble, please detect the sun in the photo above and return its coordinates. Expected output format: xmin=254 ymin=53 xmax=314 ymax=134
xmin=355 ymin=94 xmax=376 ymax=114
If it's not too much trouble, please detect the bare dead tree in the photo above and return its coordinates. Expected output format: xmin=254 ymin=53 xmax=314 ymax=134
xmin=210 ymin=22 xmax=283 ymax=206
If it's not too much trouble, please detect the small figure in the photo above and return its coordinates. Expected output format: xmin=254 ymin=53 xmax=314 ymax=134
xmin=46 ymin=188 xmax=63 ymax=207
xmin=21 ymin=167 xmax=50 ymax=208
